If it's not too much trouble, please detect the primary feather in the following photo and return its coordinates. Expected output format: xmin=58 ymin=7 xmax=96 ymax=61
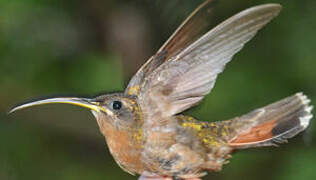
xmin=126 ymin=0 xmax=216 ymax=95
xmin=139 ymin=4 xmax=282 ymax=121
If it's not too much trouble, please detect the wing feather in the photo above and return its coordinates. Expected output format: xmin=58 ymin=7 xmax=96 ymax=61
xmin=125 ymin=0 xmax=216 ymax=96
xmin=140 ymin=4 xmax=282 ymax=122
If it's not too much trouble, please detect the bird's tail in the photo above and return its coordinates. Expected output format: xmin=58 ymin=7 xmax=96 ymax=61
xmin=223 ymin=93 xmax=313 ymax=149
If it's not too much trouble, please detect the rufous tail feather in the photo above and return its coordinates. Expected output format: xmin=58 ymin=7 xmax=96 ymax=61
xmin=228 ymin=92 xmax=313 ymax=149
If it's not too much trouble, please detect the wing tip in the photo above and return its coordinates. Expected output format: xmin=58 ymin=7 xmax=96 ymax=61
xmin=258 ymin=3 xmax=282 ymax=10
xmin=247 ymin=3 xmax=282 ymax=18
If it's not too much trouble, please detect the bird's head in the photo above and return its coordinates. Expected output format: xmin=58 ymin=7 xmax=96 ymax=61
xmin=10 ymin=93 xmax=144 ymax=134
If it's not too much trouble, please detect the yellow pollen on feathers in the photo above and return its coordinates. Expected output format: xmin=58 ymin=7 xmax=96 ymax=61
xmin=127 ymin=86 xmax=140 ymax=95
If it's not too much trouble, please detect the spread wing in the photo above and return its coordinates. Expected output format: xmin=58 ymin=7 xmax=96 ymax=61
xmin=125 ymin=0 xmax=216 ymax=95
xmin=137 ymin=4 xmax=282 ymax=126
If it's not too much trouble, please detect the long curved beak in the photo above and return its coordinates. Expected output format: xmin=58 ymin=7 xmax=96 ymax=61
xmin=9 ymin=97 xmax=104 ymax=114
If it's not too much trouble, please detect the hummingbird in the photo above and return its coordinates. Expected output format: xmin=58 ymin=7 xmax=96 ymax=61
xmin=10 ymin=1 xmax=313 ymax=180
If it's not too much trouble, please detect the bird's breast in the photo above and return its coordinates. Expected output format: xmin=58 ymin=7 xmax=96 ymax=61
xmin=100 ymin=126 xmax=145 ymax=175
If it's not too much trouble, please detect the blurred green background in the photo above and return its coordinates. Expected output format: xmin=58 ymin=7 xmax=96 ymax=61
xmin=1 ymin=0 xmax=316 ymax=179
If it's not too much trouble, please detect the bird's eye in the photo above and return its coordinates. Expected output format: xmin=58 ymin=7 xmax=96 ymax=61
xmin=111 ymin=100 xmax=122 ymax=110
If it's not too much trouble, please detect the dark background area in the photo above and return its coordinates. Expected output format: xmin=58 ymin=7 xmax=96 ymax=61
xmin=1 ymin=0 xmax=316 ymax=179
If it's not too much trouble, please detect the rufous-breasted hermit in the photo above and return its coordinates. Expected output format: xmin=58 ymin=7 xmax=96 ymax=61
xmin=10 ymin=1 xmax=313 ymax=179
